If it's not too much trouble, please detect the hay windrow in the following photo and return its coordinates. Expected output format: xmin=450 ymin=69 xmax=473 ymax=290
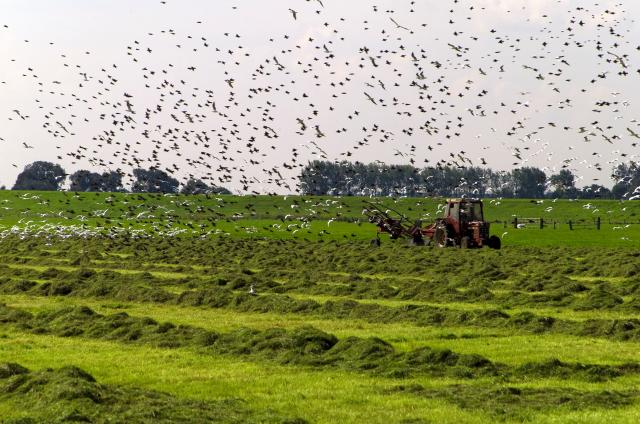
xmin=387 ymin=384 xmax=637 ymax=422
xmin=0 ymin=363 xmax=298 ymax=423
xmin=6 ymin=273 xmax=640 ymax=343
xmin=1 ymin=303 xmax=639 ymax=383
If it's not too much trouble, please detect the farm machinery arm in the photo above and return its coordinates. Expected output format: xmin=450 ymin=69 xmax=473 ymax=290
xmin=362 ymin=201 xmax=424 ymax=241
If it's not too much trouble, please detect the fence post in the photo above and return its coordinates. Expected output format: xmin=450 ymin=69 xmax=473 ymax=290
xmin=569 ymin=220 xmax=573 ymax=231
xmin=513 ymin=216 xmax=518 ymax=229
xmin=540 ymin=218 xmax=544 ymax=229
xmin=553 ymin=220 xmax=556 ymax=230
xmin=596 ymin=217 xmax=601 ymax=230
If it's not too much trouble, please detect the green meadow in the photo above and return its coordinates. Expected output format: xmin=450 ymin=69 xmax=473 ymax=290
xmin=0 ymin=191 xmax=638 ymax=246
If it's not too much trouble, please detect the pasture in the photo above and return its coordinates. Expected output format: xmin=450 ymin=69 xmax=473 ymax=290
xmin=0 ymin=193 xmax=640 ymax=422
xmin=0 ymin=191 xmax=639 ymax=246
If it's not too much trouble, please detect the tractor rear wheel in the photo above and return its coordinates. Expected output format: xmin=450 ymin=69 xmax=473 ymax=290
xmin=460 ymin=236 xmax=470 ymax=249
xmin=434 ymin=225 xmax=448 ymax=248
xmin=488 ymin=235 xmax=501 ymax=250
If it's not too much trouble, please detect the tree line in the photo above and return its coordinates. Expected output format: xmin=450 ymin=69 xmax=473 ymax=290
xmin=299 ymin=160 xmax=640 ymax=199
xmin=7 ymin=161 xmax=231 ymax=195
xmin=7 ymin=160 xmax=640 ymax=199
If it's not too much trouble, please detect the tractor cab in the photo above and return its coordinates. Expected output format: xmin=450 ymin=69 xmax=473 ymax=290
xmin=437 ymin=198 xmax=498 ymax=249
xmin=444 ymin=199 xmax=484 ymax=223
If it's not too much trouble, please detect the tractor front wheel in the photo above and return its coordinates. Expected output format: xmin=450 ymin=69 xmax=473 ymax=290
xmin=488 ymin=235 xmax=501 ymax=250
xmin=409 ymin=236 xmax=425 ymax=246
xmin=434 ymin=226 xmax=448 ymax=248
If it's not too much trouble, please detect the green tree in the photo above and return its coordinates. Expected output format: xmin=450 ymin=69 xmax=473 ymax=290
xmin=612 ymin=162 xmax=640 ymax=199
xmin=69 ymin=170 xmax=123 ymax=192
xmin=549 ymin=169 xmax=578 ymax=198
xmin=510 ymin=167 xmax=547 ymax=198
xmin=13 ymin=161 xmax=66 ymax=191
xmin=181 ymin=179 xmax=231 ymax=195
xmin=131 ymin=168 xmax=179 ymax=193
xmin=579 ymin=184 xmax=612 ymax=199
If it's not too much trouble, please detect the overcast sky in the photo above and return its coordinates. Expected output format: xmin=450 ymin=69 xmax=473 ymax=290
xmin=1 ymin=0 xmax=639 ymax=193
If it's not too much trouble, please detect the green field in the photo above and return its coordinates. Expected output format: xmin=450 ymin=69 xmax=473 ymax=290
xmin=1 ymin=193 xmax=640 ymax=422
xmin=0 ymin=191 xmax=639 ymax=246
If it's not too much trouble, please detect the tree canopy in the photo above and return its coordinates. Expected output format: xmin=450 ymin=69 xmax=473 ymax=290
xmin=181 ymin=178 xmax=232 ymax=195
xmin=299 ymin=161 xmax=620 ymax=199
xmin=12 ymin=161 xmax=66 ymax=191
xmin=131 ymin=168 xmax=180 ymax=194
xmin=69 ymin=170 xmax=124 ymax=192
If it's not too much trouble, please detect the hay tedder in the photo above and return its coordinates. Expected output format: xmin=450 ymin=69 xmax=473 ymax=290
xmin=363 ymin=198 xmax=501 ymax=249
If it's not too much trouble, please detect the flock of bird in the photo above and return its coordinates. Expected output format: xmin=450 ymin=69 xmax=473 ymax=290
xmin=1 ymin=0 xmax=639 ymax=199
xmin=0 ymin=189 xmax=334 ymax=238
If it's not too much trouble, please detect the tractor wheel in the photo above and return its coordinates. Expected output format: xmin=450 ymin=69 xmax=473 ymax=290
xmin=488 ymin=235 xmax=501 ymax=250
xmin=460 ymin=236 xmax=470 ymax=249
xmin=434 ymin=226 xmax=448 ymax=248
xmin=409 ymin=236 xmax=425 ymax=246
xmin=370 ymin=238 xmax=381 ymax=247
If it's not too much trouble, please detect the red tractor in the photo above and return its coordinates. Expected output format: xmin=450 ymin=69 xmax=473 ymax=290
xmin=363 ymin=198 xmax=501 ymax=249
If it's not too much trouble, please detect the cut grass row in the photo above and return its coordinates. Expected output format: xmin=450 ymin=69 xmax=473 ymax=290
xmin=5 ymin=270 xmax=640 ymax=345
xmin=0 ymin=363 xmax=270 ymax=424
xmin=1 ymin=260 xmax=638 ymax=321
xmin=2 ymin=237 xmax=639 ymax=281
xmin=285 ymin=293 xmax=640 ymax=324
xmin=7 ymin=301 xmax=636 ymax=383
xmin=3 ymin=294 xmax=640 ymax=367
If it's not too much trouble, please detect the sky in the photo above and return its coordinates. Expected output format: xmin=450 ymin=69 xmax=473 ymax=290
xmin=1 ymin=0 xmax=639 ymax=193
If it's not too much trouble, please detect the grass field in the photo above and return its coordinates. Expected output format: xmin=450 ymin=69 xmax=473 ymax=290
xmin=0 ymin=190 xmax=639 ymax=246
xmin=1 ymin=193 xmax=640 ymax=422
